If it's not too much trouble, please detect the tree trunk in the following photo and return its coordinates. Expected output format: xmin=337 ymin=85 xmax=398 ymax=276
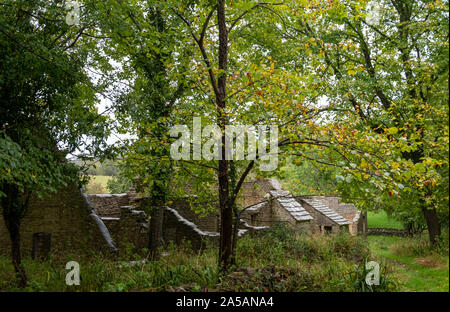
xmin=407 ymin=150 xmax=442 ymax=245
xmin=148 ymin=204 xmax=165 ymax=260
xmin=1 ymin=183 xmax=28 ymax=287
xmin=218 ymin=158 xmax=232 ymax=269
xmin=422 ymin=206 xmax=441 ymax=245
xmin=230 ymin=205 xmax=239 ymax=265
xmin=148 ymin=183 xmax=166 ymax=260
xmin=9 ymin=220 xmax=27 ymax=288
xmin=216 ymin=0 xmax=232 ymax=270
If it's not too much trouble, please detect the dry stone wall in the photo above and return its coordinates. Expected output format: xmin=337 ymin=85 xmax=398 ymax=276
xmin=85 ymin=193 xmax=129 ymax=218
xmin=0 ymin=184 xmax=116 ymax=257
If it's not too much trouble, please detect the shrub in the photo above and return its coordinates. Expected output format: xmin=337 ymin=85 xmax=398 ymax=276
xmin=348 ymin=258 xmax=398 ymax=292
xmin=330 ymin=233 xmax=369 ymax=262
xmin=391 ymin=231 xmax=449 ymax=257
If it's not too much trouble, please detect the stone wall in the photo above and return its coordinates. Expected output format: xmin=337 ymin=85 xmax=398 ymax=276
xmin=118 ymin=206 xmax=149 ymax=251
xmin=163 ymin=207 xmax=219 ymax=250
xmin=86 ymin=193 xmax=129 ymax=218
xmin=84 ymin=193 xmax=149 ymax=253
xmin=270 ymin=200 xmax=311 ymax=232
xmin=0 ymin=184 xmax=115 ymax=257
xmin=236 ymin=180 xmax=267 ymax=209
xmin=241 ymin=202 xmax=273 ymax=227
xmin=100 ymin=217 xmax=120 ymax=245
xmin=367 ymin=228 xmax=408 ymax=236
xmin=85 ymin=193 xmax=219 ymax=253
xmin=171 ymin=198 xmax=219 ymax=232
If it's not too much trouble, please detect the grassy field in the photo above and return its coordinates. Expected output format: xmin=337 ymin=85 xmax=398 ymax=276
xmin=367 ymin=211 xmax=448 ymax=291
xmin=85 ymin=175 xmax=112 ymax=194
xmin=367 ymin=211 xmax=404 ymax=229
xmin=89 ymin=175 xmax=112 ymax=187
xmin=368 ymin=235 xmax=449 ymax=292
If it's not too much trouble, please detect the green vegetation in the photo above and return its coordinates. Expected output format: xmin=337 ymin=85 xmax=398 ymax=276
xmin=84 ymin=176 xmax=112 ymax=194
xmin=367 ymin=211 xmax=404 ymax=229
xmin=89 ymin=175 xmax=113 ymax=188
xmin=0 ymin=0 xmax=448 ymax=290
xmin=85 ymin=160 xmax=119 ymax=177
xmin=368 ymin=234 xmax=449 ymax=292
xmin=0 ymin=227 xmax=397 ymax=292
xmin=106 ymin=174 xmax=133 ymax=194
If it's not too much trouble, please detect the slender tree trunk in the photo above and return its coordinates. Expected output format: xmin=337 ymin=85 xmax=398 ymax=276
xmin=9 ymin=220 xmax=27 ymax=287
xmin=218 ymin=158 xmax=232 ymax=269
xmin=422 ymin=206 xmax=441 ymax=245
xmin=407 ymin=151 xmax=442 ymax=245
xmin=1 ymin=183 xmax=28 ymax=287
xmin=395 ymin=3 xmax=442 ymax=246
xmin=148 ymin=204 xmax=165 ymax=260
xmin=230 ymin=205 xmax=239 ymax=265
xmin=216 ymin=0 xmax=232 ymax=270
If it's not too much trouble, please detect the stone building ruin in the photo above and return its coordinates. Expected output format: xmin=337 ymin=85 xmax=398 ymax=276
xmin=0 ymin=178 xmax=367 ymax=258
xmin=237 ymin=178 xmax=366 ymax=235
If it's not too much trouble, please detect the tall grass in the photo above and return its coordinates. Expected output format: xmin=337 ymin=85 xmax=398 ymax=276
xmin=0 ymin=225 xmax=398 ymax=292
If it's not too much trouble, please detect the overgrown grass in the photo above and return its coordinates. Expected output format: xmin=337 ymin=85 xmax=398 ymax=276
xmin=367 ymin=211 xmax=404 ymax=229
xmin=0 ymin=226 xmax=398 ymax=292
xmin=368 ymin=233 xmax=449 ymax=292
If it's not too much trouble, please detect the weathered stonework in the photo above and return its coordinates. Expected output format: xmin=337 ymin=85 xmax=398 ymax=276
xmin=238 ymin=179 xmax=366 ymax=236
xmin=163 ymin=207 xmax=219 ymax=250
xmin=84 ymin=194 xmax=149 ymax=253
xmin=118 ymin=206 xmax=149 ymax=251
xmin=239 ymin=179 xmax=313 ymax=232
xmin=0 ymin=184 xmax=117 ymax=257
xmin=86 ymin=193 xmax=129 ymax=218
xmin=0 ymin=177 xmax=367 ymax=258
xmin=301 ymin=201 xmax=341 ymax=234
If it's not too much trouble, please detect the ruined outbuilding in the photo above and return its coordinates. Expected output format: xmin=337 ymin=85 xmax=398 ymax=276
xmin=0 ymin=178 xmax=366 ymax=258
xmin=238 ymin=178 xmax=366 ymax=235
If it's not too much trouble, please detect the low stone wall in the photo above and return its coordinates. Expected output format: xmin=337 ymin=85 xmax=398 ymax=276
xmin=163 ymin=207 xmax=219 ymax=250
xmin=171 ymin=198 xmax=219 ymax=233
xmin=367 ymin=228 xmax=408 ymax=236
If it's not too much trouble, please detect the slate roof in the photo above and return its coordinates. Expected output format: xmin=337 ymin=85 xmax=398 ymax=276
xmin=301 ymin=197 xmax=351 ymax=225
xmin=245 ymin=201 xmax=267 ymax=213
xmin=269 ymin=190 xmax=313 ymax=222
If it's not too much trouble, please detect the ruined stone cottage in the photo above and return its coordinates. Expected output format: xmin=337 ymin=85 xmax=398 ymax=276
xmin=237 ymin=178 xmax=367 ymax=235
xmin=0 ymin=178 xmax=366 ymax=258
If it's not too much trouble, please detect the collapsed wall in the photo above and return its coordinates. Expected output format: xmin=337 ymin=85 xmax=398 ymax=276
xmin=163 ymin=207 xmax=219 ymax=250
xmin=0 ymin=183 xmax=117 ymax=257
xmin=85 ymin=193 xmax=129 ymax=218
xmin=84 ymin=193 xmax=149 ymax=253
